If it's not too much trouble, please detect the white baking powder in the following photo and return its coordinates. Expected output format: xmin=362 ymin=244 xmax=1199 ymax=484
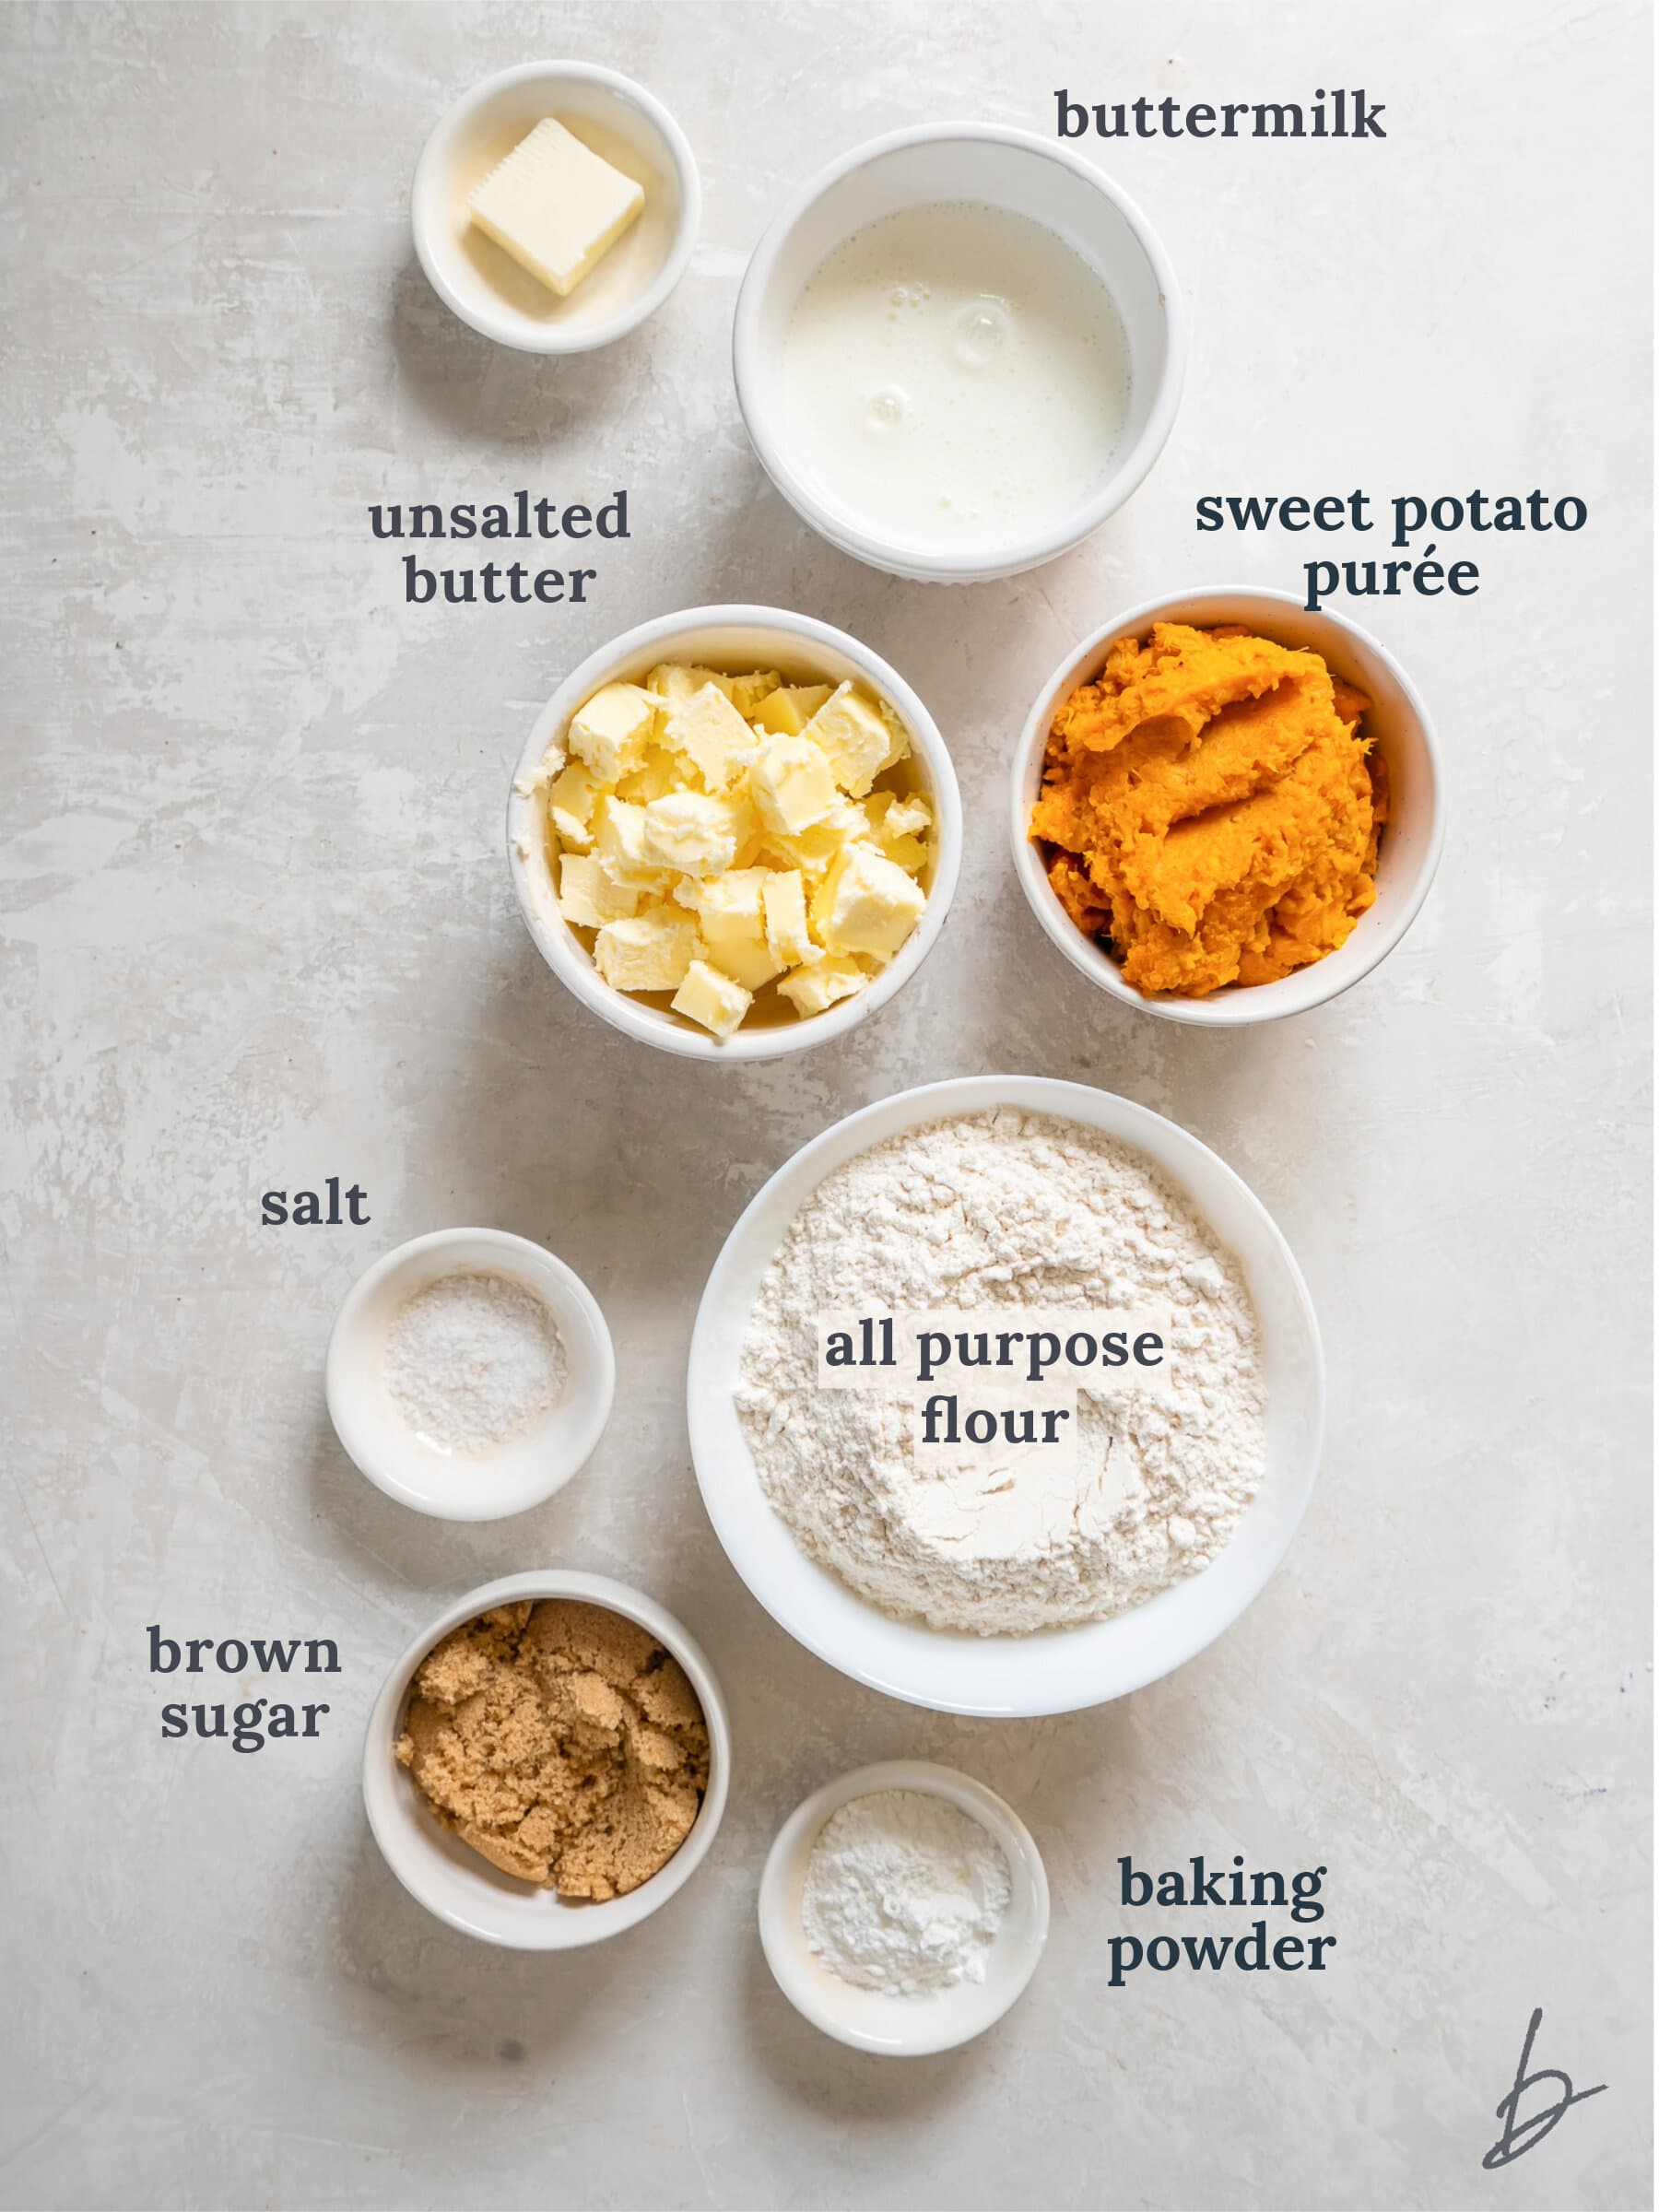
xmin=802 ymin=1790 xmax=1012 ymax=1995
xmin=736 ymin=1110 xmax=1266 ymax=1634
xmin=384 ymin=1270 xmax=565 ymax=1455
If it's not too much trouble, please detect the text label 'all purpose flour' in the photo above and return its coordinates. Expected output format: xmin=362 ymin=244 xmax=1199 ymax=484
xmin=737 ymin=1110 xmax=1267 ymax=1635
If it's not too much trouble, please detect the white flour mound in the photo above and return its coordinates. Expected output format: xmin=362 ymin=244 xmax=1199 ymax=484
xmin=735 ymin=1110 xmax=1267 ymax=1635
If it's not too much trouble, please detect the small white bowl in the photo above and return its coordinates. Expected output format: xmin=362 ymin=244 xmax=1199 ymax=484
xmin=363 ymin=1570 xmax=730 ymax=1948
xmin=411 ymin=62 xmax=700 ymax=354
xmin=733 ymin=124 xmax=1184 ymax=583
xmin=1011 ymin=589 xmax=1445 ymax=1025
xmin=326 ymin=1229 xmax=615 ymax=1522
xmin=759 ymin=1760 xmax=1049 ymax=2055
xmin=507 ymin=605 xmax=963 ymax=1063
xmin=688 ymin=1076 xmax=1324 ymax=1717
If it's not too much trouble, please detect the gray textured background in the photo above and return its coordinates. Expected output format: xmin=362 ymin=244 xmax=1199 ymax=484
xmin=2 ymin=4 xmax=1651 ymax=2208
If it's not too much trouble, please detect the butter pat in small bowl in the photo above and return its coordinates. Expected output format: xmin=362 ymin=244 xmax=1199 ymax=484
xmin=412 ymin=62 xmax=700 ymax=353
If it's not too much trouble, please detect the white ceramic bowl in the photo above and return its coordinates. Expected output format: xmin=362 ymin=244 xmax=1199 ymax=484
xmin=688 ymin=1076 xmax=1323 ymax=1717
xmin=363 ymin=1571 xmax=730 ymax=1948
xmin=412 ymin=62 xmax=700 ymax=354
xmin=1012 ymin=589 xmax=1445 ymax=1025
xmin=326 ymin=1229 xmax=615 ymax=1521
xmin=507 ymin=605 xmax=963 ymax=1062
xmin=733 ymin=124 xmax=1184 ymax=583
xmin=759 ymin=1760 xmax=1050 ymax=2055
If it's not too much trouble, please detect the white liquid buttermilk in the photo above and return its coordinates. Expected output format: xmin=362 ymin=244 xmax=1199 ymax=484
xmin=780 ymin=201 xmax=1132 ymax=555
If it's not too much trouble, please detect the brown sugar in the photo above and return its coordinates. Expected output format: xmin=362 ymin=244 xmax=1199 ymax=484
xmin=394 ymin=1598 xmax=711 ymax=1899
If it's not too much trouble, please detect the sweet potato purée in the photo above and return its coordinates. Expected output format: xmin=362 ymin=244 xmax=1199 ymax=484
xmin=1030 ymin=622 xmax=1387 ymax=997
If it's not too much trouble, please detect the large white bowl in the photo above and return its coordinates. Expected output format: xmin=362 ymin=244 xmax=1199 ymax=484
xmin=688 ymin=1077 xmax=1323 ymax=1717
xmin=733 ymin=124 xmax=1184 ymax=583
xmin=507 ymin=606 xmax=962 ymax=1062
xmin=363 ymin=1571 xmax=731 ymax=1948
xmin=1011 ymin=590 xmax=1445 ymax=1025
xmin=412 ymin=62 xmax=700 ymax=354
xmin=759 ymin=1761 xmax=1050 ymax=2055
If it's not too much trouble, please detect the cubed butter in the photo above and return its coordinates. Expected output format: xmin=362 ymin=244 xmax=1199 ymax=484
xmin=726 ymin=669 xmax=782 ymax=719
xmin=861 ymin=791 xmax=929 ymax=875
xmin=760 ymin=798 xmax=865 ymax=881
xmin=761 ymin=869 xmax=816 ymax=968
xmin=593 ymin=906 xmax=700 ymax=993
xmin=548 ymin=759 xmax=598 ymax=849
xmin=671 ymin=958 xmax=753 ymax=1040
xmin=885 ymin=792 xmax=932 ymax=840
xmin=803 ymin=682 xmax=901 ymax=796
xmin=593 ymin=794 xmax=668 ymax=890
xmin=665 ymin=683 xmax=757 ymax=791
xmin=812 ymin=841 xmax=927 ymax=959
xmin=469 ymin=118 xmax=644 ymax=300
xmin=750 ymin=733 xmax=838 ymax=834
xmin=568 ymin=682 xmax=656 ymax=784
xmin=641 ymin=792 xmax=747 ymax=878
xmin=678 ymin=869 xmax=783 ymax=991
xmin=616 ymin=747 xmax=683 ymax=805
xmin=559 ymin=853 xmax=639 ymax=928
xmin=778 ymin=956 xmax=869 ymax=1018
xmin=753 ymin=683 xmax=834 ymax=737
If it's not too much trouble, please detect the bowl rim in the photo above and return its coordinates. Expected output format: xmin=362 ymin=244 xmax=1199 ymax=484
xmin=362 ymin=1568 xmax=732 ymax=1948
xmin=732 ymin=121 xmax=1186 ymax=582
xmin=410 ymin=59 xmax=702 ymax=356
xmin=757 ymin=1759 xmax=1051 ymax=2054
xmin=324 ymin=1227 xmax=617 ymax=1521
xmin=687 ymin=1074 xmax=1325 ymax=1716
xmin=1009 ymin=586 xmax=1447 ymax=1025
xmin=505 ymin=602 xmax=964 ymax=1063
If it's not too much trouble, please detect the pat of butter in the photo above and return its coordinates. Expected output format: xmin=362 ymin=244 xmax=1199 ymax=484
xmin=812 ymin=841 xmax=926 ymax=960
xmin=469 ymin=118 xmax=645 ymax=300
xmin=672 ymin=958 xmax=753 ymax=1040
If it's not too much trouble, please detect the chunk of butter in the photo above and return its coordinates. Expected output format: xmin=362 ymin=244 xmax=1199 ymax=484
xmin=559 ymin=853 xmax=638 ymax=928
xmin=671 ymin=958 xmax=753 ymax=1040
xmin=593 ymin=906 xmax=700 ymax=993
xmin=677 ymin=869 xmax=783 ymax=991
xmin=469 ymin=118 xmax=644 ymax=300
xmin=803 ymin=682 xmax=900 ymax=797
xmin=777 ymin=956 xmax=868 ymax=1018
xmin=666 ymin=683 xmax=757 ymax=792
xmin=641 ymin=793 xmax=747 ymax=878
xmin=761 ymin=869 xmax=815 ymax=969
xmin=812 ymin=841 xmax=926 ymax=959
xmin=750 ymin=734 xmax=838 ymax=835
xmin=569 ymin=683 xmax=655 ymax=784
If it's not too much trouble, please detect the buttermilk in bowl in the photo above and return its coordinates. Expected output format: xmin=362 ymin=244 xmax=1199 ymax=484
xmin=528 ymin=662 xmax=935 ymax=1040
xmin=780 ymin=201 xmax=1131 ymax=557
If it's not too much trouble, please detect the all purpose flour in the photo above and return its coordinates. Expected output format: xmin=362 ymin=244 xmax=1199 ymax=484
xmin=735 ymin=1110 xmax=1266 ymax=1635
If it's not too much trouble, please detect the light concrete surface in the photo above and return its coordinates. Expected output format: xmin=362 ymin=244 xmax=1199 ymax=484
xmin=2 ymin=3 xmax=1650 ymax=2208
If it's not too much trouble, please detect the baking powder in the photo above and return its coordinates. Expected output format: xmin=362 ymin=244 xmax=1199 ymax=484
xmin=802 ymin=1790 xmax=1011 ymax=1995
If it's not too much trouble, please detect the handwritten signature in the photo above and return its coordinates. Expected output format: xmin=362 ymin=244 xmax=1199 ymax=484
xmin=1482 ymin=2006 xmax=1606 ymax=2170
